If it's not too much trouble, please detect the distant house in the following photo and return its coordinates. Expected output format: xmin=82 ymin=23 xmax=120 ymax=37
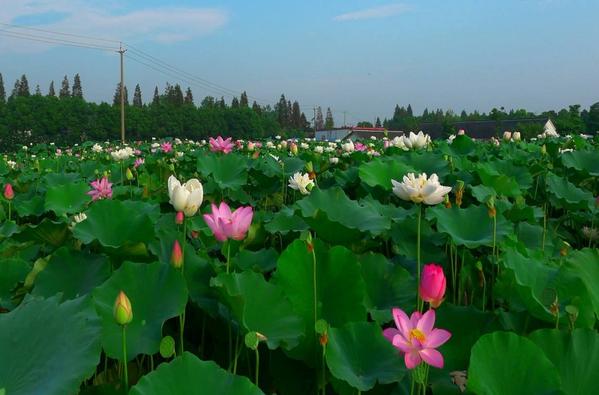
xmin=315 ymin=127 xmax=404 ymax=141
xmin=419 ymin=118 xmax=557 ymax=139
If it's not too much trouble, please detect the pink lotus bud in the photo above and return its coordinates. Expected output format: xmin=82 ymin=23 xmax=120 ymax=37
xmin=175 ymin=211 xmax=184 ymax=225
xmin=419 ymin=264 xmax=446 ymax=308
xmin=170 ymin=240 xmax=183 ymax=269
xmin=3 ymin=183 xmax=14 ymax=200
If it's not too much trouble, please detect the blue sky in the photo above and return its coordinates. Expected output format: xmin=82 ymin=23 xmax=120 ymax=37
xmin=1 ymin=0 xmax=598 ymax=124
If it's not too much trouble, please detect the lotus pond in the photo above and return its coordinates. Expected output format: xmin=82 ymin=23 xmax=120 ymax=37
xmin=0 ymin=133 xmax=598 ymax=395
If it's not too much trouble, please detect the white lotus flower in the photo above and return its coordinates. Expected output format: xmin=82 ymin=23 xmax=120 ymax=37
xmin=314 ymin=146 xmax=324 ymax=154
xmin=329 ymin=157 xmax=339 ymax=164
xmin=288 ymin=172 xmax=314 ymax=195
xmin=503 ymin=131 xmax=512 ymax=141
xmin=69 ymin=212 xmax=87 ymax=230
xmin=168 ymin=175 xmax=204 ymax=217
xmin=342 ymin=140 xmax=355 ymax=153
xmin=391 ymin=136 xmax=408 ymax=150
xmin=92 ymin=144 xmax=103 ymax=153
xmin=512 ymin=131 xmax=521 ymax=141
xmin=402 ymin=131 xmax=431 ymax=150
xmin=111 ymin=147 xmax=134 ymax=161
xmin=391 ymin=173 xmax=452 ymax=205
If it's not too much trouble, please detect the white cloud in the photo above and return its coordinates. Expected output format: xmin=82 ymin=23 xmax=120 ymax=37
xmin=0 ymin=1 xmax=228 ymax=52
xmin=334 ymin=3 xmax=411 ymax=22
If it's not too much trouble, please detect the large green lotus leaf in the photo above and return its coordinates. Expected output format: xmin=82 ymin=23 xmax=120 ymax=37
xmin=13 ymin=194 xmax=45 ymax=217
xmin=92 ymin=261 xmax=188 ymax=360
xmin=32 ymin=247 xmax=110 ymax=301
xmin=73 ymin=200 xmax=158 ymax=248
xmin=468 ymin=332 xmax=561 ymax=395
xmin=296 ymin=187 xmax=390 ymax=237
xmin=391 ymin=215 xmax=446 ymax=264
xmin=14 ymin=218 xmax=67 ymax=246
xmin=184 ymin=249 xmax=219 ymax=316
xmin=129 ymin=352 xmax=264 ymax=395
xmin=0 ymin=258 xmax=31 ymax=309
xmin=326 ymin=322 xmax=405 ymax=391
xmin=197 ymin=152 xmax=248 ymax=191
xmin=359 ymin=253 xmax=415 ymax=324
xmin=211 ymin=271 xmax=305 ymax=350
xmin=546 ymin=172 xmax=593 ymax=210
xmin=44 ymin=182 xmax=90 ymax=217
xmin=264 ymin=208 xmax=309 ymax=235
xmin=529 ymin=329 xmax=599 ymax=395
xmin=402 ymin=152 xmax=450 ymax=179
xmin=273 ymin=239 xmax=367 ymax=363
xmin=0 ymin=220 xmax=19 ymax=239
xmin=561 ymin=150 xmax=599 ymax=176
xmin=43 ymin=172 xmax=81 ymax=188
xmin=560 ymin=248 xmax=599 ymax=319
xmin=476 ymin=163 xmax=523 ymax=197
xmin=427 ymin=205 xmax=513 ymax=248
xmin=233 ymin=248 xmax=279 ymax=272
xmin=358 ymin=157 xmax=414 ymax=190
xmin=0 ymin=296 xmax=102 ymax=395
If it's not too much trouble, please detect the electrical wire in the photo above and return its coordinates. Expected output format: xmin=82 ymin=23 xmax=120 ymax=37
xmin=0 ymin=22 xmax=121 ymax=44
xmin=0 ymin=29 xmax=118 ymax=51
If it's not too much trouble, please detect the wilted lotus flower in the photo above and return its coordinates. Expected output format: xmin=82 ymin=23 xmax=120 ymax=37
xmin=384 ymin=308 xmax=451 ymax=369
xmin=209 ymin=136 xmax=234 ymax=154
xmin=402 ymin=131 xmax=431 ymax=150
xmin=167 ymin=175 xmax=203 ymax=217
xmin=88 ymin=177 xmax=113 ymax=201
xmin=113 ymin=291 xmax=133 ymax=325
xmin=203 ymin=202 xmax=253 ymax=242
xmin=419 ymin=264 xmax=446 ymax=308
xmin=391 ymin=173 xmax=452 ymax=205
xmin=288 ymin=172 xmax=314 ymax=195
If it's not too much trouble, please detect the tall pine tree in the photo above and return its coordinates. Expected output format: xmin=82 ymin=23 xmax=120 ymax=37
xmin=10 ymin=79 xmax=20 ymax=99
xmin=252 ymin=101 xmax=262 ymax=115
xmin=315 ymin=106 xmax=324 ymax=130
xmin=0 ymin=73 xmax=5 ymax=103
xmin=375 ymin=117 xmax=382 ymax=127
xmin=18 ymin=75 xmax=30 ymax=97
xmin=276 ymin=94 xmax=289 ymax=127
xmin=240 ymin=91 xmax=249 ymax=107
xmin=133 ymin=84 xmax=143 ymax=107
xmin=59 ymin=75 xmax=70 ymax=98
xmin=152 ymin=86 xmax=160 ymax=106
xmin=48 ymin=81 xmax=56 ymax=97
xmin=291 ymin=101 xmax=302 ymax=128
xmin=184 ymin=87 xmax=193 ymax=104
xmin=34 ymin=84 xmax=42 ymax=96
xmin=231 ymin=97 xmax=240 ymax=108
xmin=72 ymin=74 xmax=83 ymax=98
xmin=113 ymin=83 xmax=129 ymax=105
xmin=324 ymin=107 xmax=334 ymax=129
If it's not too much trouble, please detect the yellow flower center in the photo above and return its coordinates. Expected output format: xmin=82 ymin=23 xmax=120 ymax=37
xmin=409 ymin=328 xmax=426 ymax=343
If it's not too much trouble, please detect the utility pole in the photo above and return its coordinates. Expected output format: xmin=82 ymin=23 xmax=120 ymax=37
xmin=343 ymin=111 xmax=347 ymax=128
xmin=118 ymin=43 xmax=127 ymax=143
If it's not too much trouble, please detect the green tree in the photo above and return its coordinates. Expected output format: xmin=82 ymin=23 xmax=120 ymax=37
xmin=291 ymin=101 xmax=302 ymax=128
xmin=34 ymin=85 xmax=42 ymax=96
xmin=152 ymin=86 xmax=160 ymax=106
xmin=133 ymin=84 xmax=143 ymax=107
xmin=231 ymin=97 xmax=240 ymax=108
xmin=375 ymin=117 xmax=382 ymax=127
xmin=184 ymin=87 xmax=193 ymax=105
xmin=18 ymin=74 xmax=30 ymax=97
xmin=275 ymin=94 xmax=289 ymax=127
xmin=48 ymin=81 xmax=56 ymax=97
xmin=10 ymin=79 xmax=20 ymax=99
xmin=0 ymin=73 xmax=5 ymax=103
xmin=113 ymin=83 xmax=129 ymax=105
xmin=252 ymin=100 xmax=262 ymax=115
xmin=72 ymin=74 xmax=83 ymax=98
xmin=240 ymin=91 xmax=249 ymax=107
xmin=357 ymin=121 xmax=373 ymax=127
xmin=325 ymin=107 xmax=334 ymax=129
xmin=59 ymin=75 xmax=70 ymax=98
xmin=315 ymin=106 xmax=324 ymax=130
xmin=585 ymin=102 xmax=599 ymax=133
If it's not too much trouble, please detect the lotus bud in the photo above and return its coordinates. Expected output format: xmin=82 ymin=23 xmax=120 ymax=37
xmin=315 ymin=318 xmax=328 ymax=345
xmin=252 ymin=151 xmax=260 ymax=159
xmin=290 ymin=142 xmax=298 ymax=155
xmin=560 ymin=241 xmax=570 ymax=257
xmin=126 ymin=168 xmax=134 ymax=181
xmin=247 ymin=141 xmax=256 ymax=151
xmin=305 ymin=161 xmax=314 ymax=173
xmin=305 ymin=231 xmax=314 ymax=252
xmin=419 ymin=264 xmax=446 ymax=308
xmin=503 ymin=131 xmax=512 ymax=141
xmin=113 ymin=291 xmax=133 ymax=325
xmin=3 ymin=183 xmax=14 ymax=200
xmin=103 ymin=170 xmax=109 ymax=178
xmin=175 ymin=211 xmax=184 ymax=225
xmin=487 ymin=196 xmax=496 ymax=218
xmin=512 ymin=131 xmax=521 ymax=141
xmin=541 ymin=144 xmax=547 ymax=155
xmin=170 ymin=240 xmax=183 ymax=269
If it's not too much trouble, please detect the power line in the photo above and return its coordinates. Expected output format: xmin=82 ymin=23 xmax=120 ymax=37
xmin=0 ymin=29 xmax=119 ymax=51
xmin=0 ymin=22 xmax=121 ymax=44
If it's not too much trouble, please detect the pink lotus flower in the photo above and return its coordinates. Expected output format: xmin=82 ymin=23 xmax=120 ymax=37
xmin=88 ymin=177 xmax=113 ymax=201
xmin=203 ymin=202 xmax=253 ymax=242
xmin=161 ymin=142 xmax=172 ymax=153
xmin=354 ymin=142 xmax=367 ymax=152
xmin=209 ymin=136 xmax=234 ymax=154
xmin=134 ymin=158 xmax=144 ymax=169
xmin=384 ymin=308 xmax=451 ymax=369
xmin=419 ymin=264 xmax=446 ymax=308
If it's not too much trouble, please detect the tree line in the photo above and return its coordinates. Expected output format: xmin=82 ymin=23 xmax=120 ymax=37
xmin=0 ymin=73 xmax=313 ymax=149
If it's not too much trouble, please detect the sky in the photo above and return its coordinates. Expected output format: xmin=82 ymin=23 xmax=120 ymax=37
xmin=0 ymin=0 xmax=598 ymax=124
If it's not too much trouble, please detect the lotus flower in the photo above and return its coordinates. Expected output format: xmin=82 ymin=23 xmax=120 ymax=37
xmin=3 ymin=183 xmax=14 ymax=200
xmin=209 ymin=136 xmax=234 ymax=154
xmin=167 ymin=175 xmax=203 ymax=217
xmin=383 ymin=308 xmax=451 ymax=369
xmin=354 ymin=142 xmax=367 ymax=152
xmin=111 ymin=147 xmax=134 ymax=161
xmin=503 ymin=131 xmax=512 ymax=141
xmin=88 ymin=177 xmax=113 ymax=201
xmin=402 ymin=131 xmax=431 ymax=150
xmin=161 ymin=142 xmax=173 ymax=153
xmin=391 ymin=173 xmax=451 ymax=205
xmin=419 ymin=264 xmax=446 ymax=308
xmin=512 ymin=131 xmax=521 ymax=141
xmin=134 ymin=158 xmax=144 ymax=168
xmin=170 ymin=239 xmax=183 ymax=269
xmin=288 ymin=172 xmax=314 ymax=195
xmin=203 ymin=202 xmax=253 ymax=242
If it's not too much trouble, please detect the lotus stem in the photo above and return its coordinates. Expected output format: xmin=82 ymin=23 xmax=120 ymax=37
xmin=417 ymin=205 xmax=422 ymax=311
xmin=542 ymin=203 xmax=547 ymax=252
xmin=7 ymin=201 xmax=11 ymax=222
xmin=122 ymin=325 xmax=129 ymax=390
xmin=254 ymin=345 xmax=260 ymax=387
xmin=179 ymin=218 xmax=187 ymax=355
xmin=226 ymin=240 xmax=231 ymax=274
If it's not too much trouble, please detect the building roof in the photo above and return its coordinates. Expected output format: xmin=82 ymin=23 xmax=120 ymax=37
xmin=420 ymin=118 xmax=553 ymax=139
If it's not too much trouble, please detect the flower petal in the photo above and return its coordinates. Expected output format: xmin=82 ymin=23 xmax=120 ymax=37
xmin=419 ymin=348 xmax=444 ymax=368
xmin=404 ymin=351 xmax=422 ymax=369
xmin=425 ymin=329 xmax=451 ymax=348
